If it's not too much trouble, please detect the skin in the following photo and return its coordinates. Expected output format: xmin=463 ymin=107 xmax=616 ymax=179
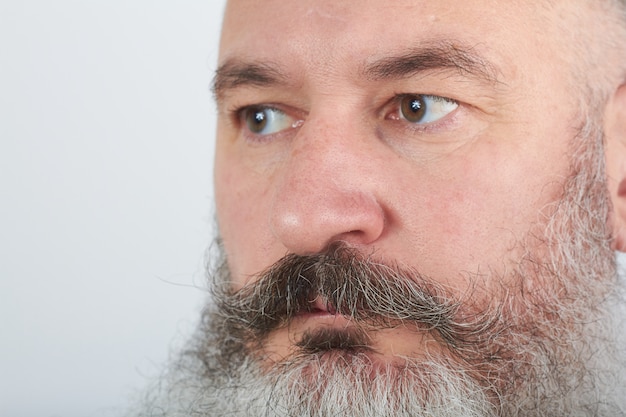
xmin=213 ymin=0 xmax=626 ymax=363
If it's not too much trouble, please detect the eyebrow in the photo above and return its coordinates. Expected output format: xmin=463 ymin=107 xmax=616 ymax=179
xmin=212 ymin=41 xmax=499 ymax=102
xmin=212 ymin=60 xmax=287 ymax=102
xmin=363 ymin=41 xmax=499 ymax=84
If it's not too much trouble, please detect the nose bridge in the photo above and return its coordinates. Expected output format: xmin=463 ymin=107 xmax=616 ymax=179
xmin=288 ymin=115 xmax=362 ymax=190
xmin=269 ymin=112 xmax=386 ymax=254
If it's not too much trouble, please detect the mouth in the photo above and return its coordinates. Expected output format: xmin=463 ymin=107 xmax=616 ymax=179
xmin=293 ymin=296 xmax=356 ymax=328
xmin=259 ymin=296 xmax=441 ymax=365
xmin=284 ymin=297 xmax=374 ymax=354
xmin=307 ymin=296 xmax=338 ymax=316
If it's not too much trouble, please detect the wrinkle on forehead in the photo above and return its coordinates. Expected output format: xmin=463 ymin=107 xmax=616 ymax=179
xmin=303 ymin=5 xmax=349 ymax=25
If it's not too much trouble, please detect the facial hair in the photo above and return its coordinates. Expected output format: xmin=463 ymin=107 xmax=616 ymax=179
xmin=131 ymin=120 xmax=626 ymax=417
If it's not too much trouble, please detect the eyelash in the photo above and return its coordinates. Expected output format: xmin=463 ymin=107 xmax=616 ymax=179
xmin=231 ymin=93 xmax=460 ymax=142
xmin=232 ymin=104 xmax=301 ymax=143
xmin=387 ymin=94 xmax=459 ymax=133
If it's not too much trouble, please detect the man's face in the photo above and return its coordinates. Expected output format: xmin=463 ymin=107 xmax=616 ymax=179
xmin=202 ymin=0 xmax=624 ymax=415
xmin=216 ymin=0 xmax=585 ymax=358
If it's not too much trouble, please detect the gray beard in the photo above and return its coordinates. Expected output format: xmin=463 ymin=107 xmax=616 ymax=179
xmin=131 ymin=121 xmax=626 ymax=416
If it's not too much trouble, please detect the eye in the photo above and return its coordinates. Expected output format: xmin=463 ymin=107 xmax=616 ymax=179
xmin=241 ymin=106 xmax=296 ymax=136
xmin=398 ymin=94 xmax=458 ymax=124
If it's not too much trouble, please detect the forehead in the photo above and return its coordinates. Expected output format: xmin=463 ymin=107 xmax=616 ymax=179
xmin=218 ymin=1 xmax=574 ymax=76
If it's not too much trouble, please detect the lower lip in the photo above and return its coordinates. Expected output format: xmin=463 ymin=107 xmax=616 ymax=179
xmin=295 ymin=311 xmax=352 ymax=326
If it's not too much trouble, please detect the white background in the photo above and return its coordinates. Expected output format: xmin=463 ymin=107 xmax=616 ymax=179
xmin=1 ymin=1 xmax=226 ymax=416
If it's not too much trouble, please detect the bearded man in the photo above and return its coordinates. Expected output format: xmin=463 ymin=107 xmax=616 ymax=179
xmin=134 ymin=1 xmax=626 ymax=415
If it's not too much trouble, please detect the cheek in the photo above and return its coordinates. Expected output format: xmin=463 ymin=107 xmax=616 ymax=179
xmin=398 ymin=141 xmax=567 ymax=287
xmin=214 ymin=152 xmax=280 ymax=288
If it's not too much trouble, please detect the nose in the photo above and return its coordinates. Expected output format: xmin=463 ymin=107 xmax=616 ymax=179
xmin=269 ymin=119 xmax=387 ymax=255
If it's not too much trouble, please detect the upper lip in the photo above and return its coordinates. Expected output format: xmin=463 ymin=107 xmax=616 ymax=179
xmin=311 ymin=296 xmax=337 ymax=315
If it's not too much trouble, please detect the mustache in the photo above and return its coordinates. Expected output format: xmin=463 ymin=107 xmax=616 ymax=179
xmin=214 ymin=245 xmax=498 ymax=353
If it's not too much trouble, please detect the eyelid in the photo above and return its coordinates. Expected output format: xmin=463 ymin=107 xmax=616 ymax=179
xmin=234 ymin=103 xmax=304 ymax=142
xmin=385 ymin=93 xmax=459 ymax=131
xmin=227 ymin=93 xmax=458 ymax=144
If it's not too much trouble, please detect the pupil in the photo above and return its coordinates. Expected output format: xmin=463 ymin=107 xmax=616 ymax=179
xmin=410 ymin=99 xmax=421 ymax=112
